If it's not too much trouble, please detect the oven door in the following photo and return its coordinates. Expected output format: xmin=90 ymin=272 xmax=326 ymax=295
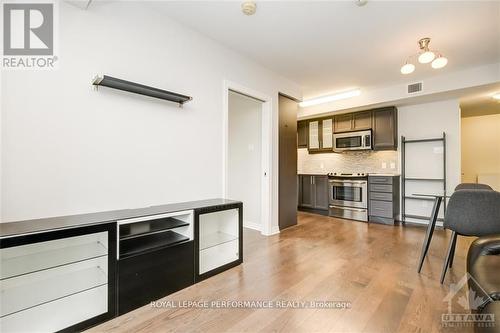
xmin=329 ymin=180 xmax=367 ymax=209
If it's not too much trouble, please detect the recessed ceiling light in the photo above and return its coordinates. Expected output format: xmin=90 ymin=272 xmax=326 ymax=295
xmin=242 ymin=1 xmax=257 ymax=15
xmin=355 ymin=0 xmax=368 ymax=6
xmin=492 ymin=93 xmax=500 ymax=100
xmin=299 ymin=89 xmax=361 ymax=107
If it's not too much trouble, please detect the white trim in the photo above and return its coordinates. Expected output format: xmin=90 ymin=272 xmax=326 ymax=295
xmin=222 ymin=80 xmax=277 ymax=237
xmin=243 ymin=221 xmax=261 ymax=231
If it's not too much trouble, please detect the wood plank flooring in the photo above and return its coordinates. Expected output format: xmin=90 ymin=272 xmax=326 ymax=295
xmin=90 ymin=212 xmax=475 ymax=333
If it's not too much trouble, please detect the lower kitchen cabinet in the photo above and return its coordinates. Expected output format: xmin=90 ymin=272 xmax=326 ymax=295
xmin=368 ymin=175 xmax=400 ymax=225
xmin=0 ymin=223 xmax=116 ymax=333
xmin=298 ymin=174 xmax=329 ymax=211
xmin=194 ymin=202 xmax=243 ymax=282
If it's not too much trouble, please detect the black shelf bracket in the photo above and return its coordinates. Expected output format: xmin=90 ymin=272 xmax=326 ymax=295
xmin=92 ymin=75 xmax=192 ymax=107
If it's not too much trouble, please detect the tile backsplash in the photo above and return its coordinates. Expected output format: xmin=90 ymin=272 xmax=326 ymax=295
xmin=298 ymin=149 xmax=399 ymax=174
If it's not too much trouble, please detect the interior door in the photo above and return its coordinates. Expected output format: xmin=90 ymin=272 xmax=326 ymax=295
xmin=279 ymin=94 xmax=299 ymax=230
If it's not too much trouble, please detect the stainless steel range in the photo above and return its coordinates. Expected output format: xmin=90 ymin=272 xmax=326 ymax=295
xmin=328 ymin=173 xmax=368 ymax=222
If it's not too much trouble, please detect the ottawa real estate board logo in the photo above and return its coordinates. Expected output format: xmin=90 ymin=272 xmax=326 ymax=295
xmin=2 ymin=1 xmax=58 ymax=69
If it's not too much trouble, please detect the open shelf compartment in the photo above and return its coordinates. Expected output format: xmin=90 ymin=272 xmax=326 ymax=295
xmin=119 ymin=230 xmax=189 ymax=258
xmin=119 ymin=217 xmax=189 ymax=240
xmin=1 ymin=232 xmax=108 ymax=281
xmin=198 ymin=208 xmax=240 ymax=275
xmin=1 ymin=257 xmax=107 ymax=318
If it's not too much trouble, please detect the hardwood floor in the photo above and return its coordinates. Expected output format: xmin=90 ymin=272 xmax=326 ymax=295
xmin=90 ymin=212 xmax=475 ymax=333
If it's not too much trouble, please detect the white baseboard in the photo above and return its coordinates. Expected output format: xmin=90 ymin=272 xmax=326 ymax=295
xmin=261 ymin=224 xmax=280 ymax=236
xmin=243 ymin=221 xmax=261 ymax=231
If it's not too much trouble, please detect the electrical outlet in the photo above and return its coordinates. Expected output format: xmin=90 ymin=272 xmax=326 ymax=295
xmin=382 ymin=162 xmax=387 ymax=169
xmin=390 ymin=162 xmax=396 ymax=169
xmin=320 ymin=163 xmax=325 ymax=169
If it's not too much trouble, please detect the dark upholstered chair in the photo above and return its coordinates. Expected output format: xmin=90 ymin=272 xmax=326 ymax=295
xmin=441 ymin=186 xmax=500 ymax=283
xmin=455 ymin=183 xmax=494 ymax=191
xmin=467 ymin=235 xmax=500 ymax=333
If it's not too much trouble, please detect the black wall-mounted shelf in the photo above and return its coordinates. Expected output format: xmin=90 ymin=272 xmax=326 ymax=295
xmin=92 ymin=75 xmax=192 ymax=106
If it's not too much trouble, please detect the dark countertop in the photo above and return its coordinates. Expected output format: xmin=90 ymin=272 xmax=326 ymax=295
xmin=0 ymin=199 xmax=240 ymax=238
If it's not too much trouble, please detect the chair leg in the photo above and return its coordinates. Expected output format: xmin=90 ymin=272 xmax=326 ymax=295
xmin=440 ymin=231 xmax=457 ymax=284
xmin=448 ymin=235 xmax=457 ymax=268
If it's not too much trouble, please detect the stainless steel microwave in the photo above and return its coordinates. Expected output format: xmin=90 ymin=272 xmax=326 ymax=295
xmin=333 ymin=129 xmax=372 ymax=151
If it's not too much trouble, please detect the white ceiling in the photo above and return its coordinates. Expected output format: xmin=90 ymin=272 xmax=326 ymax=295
xmin=149 ymin=1 xmax=500 ymax=98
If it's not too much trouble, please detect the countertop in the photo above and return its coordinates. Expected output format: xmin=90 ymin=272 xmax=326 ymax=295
xmin=0 ymin=199 xmax=240 ymax=238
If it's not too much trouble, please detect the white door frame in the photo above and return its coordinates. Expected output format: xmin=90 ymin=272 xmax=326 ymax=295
xmin=222 ymin=80 xmax=276 ymax=236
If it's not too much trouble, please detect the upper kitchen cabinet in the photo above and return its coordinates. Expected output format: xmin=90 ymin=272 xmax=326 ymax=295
xmin=298 ymin=106 xmax=397 ymax=153
xmin=372 ymin=107 xmax=398 ymax=150
xmin=333 ymin=114 xmax=352 ymax=133
xmin=353 ymin=111 xmax=373 ymax=131
xmin=334 ymin=111 xmax=373 ymax=133
xmin=307 ymin=118 xmax=333 ymax=152
xmin=297 ymin=121 xmax=308 ymax=148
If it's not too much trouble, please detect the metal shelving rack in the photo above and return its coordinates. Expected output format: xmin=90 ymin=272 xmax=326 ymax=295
xmin=401 ymin=132 xmax=446 ymax=223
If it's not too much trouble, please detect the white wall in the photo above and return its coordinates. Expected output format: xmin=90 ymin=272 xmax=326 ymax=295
xmin=0 ymin=2 xmax=301 ymax=222
xmin=398 ymin=99 xmax=461 ymax=224
xmin=461 ymin=114 xmax=500 ymax=190
xmin=228 ymin=92 xmax=262 ymax=230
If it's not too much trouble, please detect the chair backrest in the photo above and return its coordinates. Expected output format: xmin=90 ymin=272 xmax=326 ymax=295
xmin=455 ymin=183 xmax=493 ymax=191
xmin=444 ymin=189 xmax=500 ymax=236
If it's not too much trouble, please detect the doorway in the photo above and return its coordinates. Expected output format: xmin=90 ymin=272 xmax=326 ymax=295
xmin=227 ymin=91 xmax=263 ymax=231
xmin=460 ymin=88 xmax=500 ymax=190
xmin=223 ymin=81 xmax=274 ymax=235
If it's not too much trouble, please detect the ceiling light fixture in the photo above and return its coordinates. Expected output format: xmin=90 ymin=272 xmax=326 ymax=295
xmin=355 ymin=0 xmax=368 ymax=7
xmin=401 ymin=37 xmax=447 ymax=74
xmin=492 ymin=93 xmax=500 ymax=100
xmin=400 ymin=62 xmax=415 ymax=75
xmin=431 ymin=54 xmax=448 ymax=69
xmin=299 ymin=89 xmax=361 ymax=107
xmin=242 ymin=1 xmax=257 ymax=15
xmin=417 ymin=38 xmax=435 ymax=64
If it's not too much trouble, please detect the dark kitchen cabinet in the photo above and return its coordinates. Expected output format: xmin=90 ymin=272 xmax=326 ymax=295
xmin=368 ymin=175 xmax=400 ymax=225
xmin=297 ymin=121 xmax=308 ymax=148
xmin=299 ymin=175 xmax=314 ymax=208
xmin=372 ymin=107 xmax=397 ymax=150
xmin=313 ymin=176 xmax=329 ymax=210
xmin=307 ymin=118 xmax=333 ymax=152
xmin=298 ymin=175 xmax=328 ymax=211
xmin=334 ymin=111 xmax=373 ymax=133
xmin=353 ymin=111 xmax=373 ymax=130
xmin=299 ymin=106 xmax=397 ymax=153
xmin=334 ymin=114 xmax=353 ymax=133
